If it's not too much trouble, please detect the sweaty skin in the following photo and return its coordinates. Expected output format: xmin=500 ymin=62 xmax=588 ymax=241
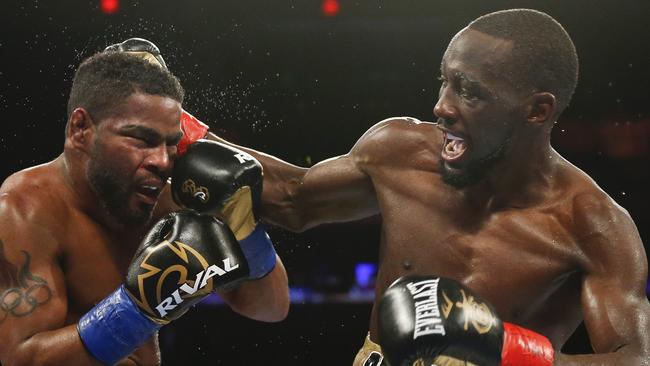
xmin=0 ymin=92 xmax=289 ymax=366
xmin=209 ymin=28 xmax=650 ymax=365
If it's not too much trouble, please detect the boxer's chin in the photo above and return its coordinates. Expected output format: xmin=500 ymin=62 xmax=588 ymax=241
xmin=439 ymin=160 xmax=483 ymax=188
xmin=439 ymin=145 xmax=510 ymax=189
xmin=100 ymin=190 xmax=154 ymax=226
xmin=121 ymin=195 xmax=155 ymax=225
xmin=88 ymin=168 xmax=153 ymax=226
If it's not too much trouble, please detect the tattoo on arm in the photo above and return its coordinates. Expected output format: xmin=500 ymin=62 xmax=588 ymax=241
xmin=0 ymin=239 xmax=52 ymax=323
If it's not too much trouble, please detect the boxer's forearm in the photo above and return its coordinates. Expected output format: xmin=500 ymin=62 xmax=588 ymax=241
xmin=554 ymin=347 xmax=650 ymax=366
xmin=6 ymin=324 xmax=104 ymax=366
xmin=222 ymin=255 xmax=289 ymax=322
xmin=204 ymin=131 xmax=310 ymax=232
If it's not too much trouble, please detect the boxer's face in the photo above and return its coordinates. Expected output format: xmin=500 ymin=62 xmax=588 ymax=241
xmin=87 ymin=92 xmax=183 ymax=225
xmin=434 ymin=28 xmax=528 ymax=188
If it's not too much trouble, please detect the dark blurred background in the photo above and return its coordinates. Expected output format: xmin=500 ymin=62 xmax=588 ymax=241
xmin=1 ymin=0 xmax=649 ymax=364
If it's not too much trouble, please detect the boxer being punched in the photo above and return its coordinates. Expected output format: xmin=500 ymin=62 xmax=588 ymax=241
xmin=0 ymin=51 xmax=289 ymax=365
xmin=167 ymin=9 xmax=649 ymax=365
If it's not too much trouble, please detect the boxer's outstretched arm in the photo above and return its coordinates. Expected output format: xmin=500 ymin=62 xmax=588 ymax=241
xmin=556 ymin=194 xmax=650 ymax=365
xmin=0 ymin=195 xmax=102 ymax=366
xmin=205 ymin=119 xmax=393 ymax=232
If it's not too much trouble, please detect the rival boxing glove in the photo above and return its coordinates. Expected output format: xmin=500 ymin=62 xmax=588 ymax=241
xmin=77 ymin=210 xmax=249 ymax=365
xmin=103 ymin=38 xmax=209 ymax=155
xmin=378 ymin=275 xmax=554 ymax=366
xmin=171 ymin=140 xmax=276 ymax=280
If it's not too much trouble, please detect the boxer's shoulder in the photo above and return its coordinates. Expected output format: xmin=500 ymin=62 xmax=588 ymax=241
xmin=557 ymin=169 xmax=643 ymax=268
xmin=570 ymin=187 xmax=635 ymax=239
xmin=352 ymin=117 xmax=441 ymax=167
xmin=357 ymin=116 xmax=438 ymax=144
xmin=0 ymin=162 xmax=69 ymax=241
xmin=554 ymin=158 xmax=627 ymax=224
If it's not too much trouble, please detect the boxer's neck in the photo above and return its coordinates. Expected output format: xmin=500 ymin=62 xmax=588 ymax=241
xmin=462 ymin=135 xmax=557 ymax=212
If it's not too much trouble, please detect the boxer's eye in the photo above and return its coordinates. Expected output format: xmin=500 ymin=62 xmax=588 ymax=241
xmin=459 ymin=87 xmax=480 ymax=101
xmin=128 ymin=134 xmax=161 ymax=148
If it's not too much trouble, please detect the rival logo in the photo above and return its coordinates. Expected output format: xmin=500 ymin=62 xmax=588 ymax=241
xmin=130 ymin=240 xmax=239 ymax=320
xmin=181 ymin=179 xmax=210 ymax=203
xmin=155 ymin=257 xmax=239 ymax=317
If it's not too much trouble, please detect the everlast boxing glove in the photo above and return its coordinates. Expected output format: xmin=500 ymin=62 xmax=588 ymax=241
xmin=103 ymin=38 xmax=209 ymax=155
xmin=77 ymin=211 xmax=249 ymax=365
xmin=379 ymin=276 xmax=554 ymax=366
xmin=171 ymin=140 xmax=277 ymax=279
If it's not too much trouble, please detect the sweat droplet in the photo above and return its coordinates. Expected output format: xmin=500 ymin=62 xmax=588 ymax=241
xmin=403 ymin=260 xmax=412 ymax=270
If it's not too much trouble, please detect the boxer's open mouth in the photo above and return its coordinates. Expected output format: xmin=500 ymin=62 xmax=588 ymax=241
xmin=441 ymin=131 xmax=467 ymax=162
xmin=136 ymin=182 xmax=163 ymax=204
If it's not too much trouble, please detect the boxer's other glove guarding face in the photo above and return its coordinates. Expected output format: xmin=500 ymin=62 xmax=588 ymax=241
xmin=378 ymin=275 xmax=504 ymax=366
xmin=125 ymin=210 xmax=249 ymax=322
xmin=77 ymin=211 xmax=250 ymax=365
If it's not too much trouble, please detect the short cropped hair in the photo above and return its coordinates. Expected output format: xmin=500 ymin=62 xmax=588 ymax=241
xmin=468 ymin=9 xmax=579 ymax=114
xmin=67 ymin=52 xmax=184 ymax=122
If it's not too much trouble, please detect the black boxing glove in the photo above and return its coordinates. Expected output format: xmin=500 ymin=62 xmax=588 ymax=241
xmin=378 ymin=276 xmax=554 ymax=366
xmin=103 ymin=38 xmax=209 ymax=155
xmin=104 ymin=37 xmax=167 ymax=68
xmin=171 ymin=140 xmax=277 ymax=279
xmin=77 ymin=210 xmax=249 ymax=365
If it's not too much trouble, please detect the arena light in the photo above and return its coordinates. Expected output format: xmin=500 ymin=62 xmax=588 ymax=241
xmin=355 ymin=262 xmax=377 ymax=288
xmin=321 ymin=0 xmax=340 ymax=17
xmin=100 ymin=0 xmax=119 ymax=14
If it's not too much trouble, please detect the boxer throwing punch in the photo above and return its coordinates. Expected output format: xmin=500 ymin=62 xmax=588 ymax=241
xmin=143 ymin=8 xmax=649 ymax=365
xmin=0 ymin=51 xmax=289 ymax=365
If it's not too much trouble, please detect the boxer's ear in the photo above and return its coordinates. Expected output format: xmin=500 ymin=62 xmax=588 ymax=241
xmin=67 ymin=107 xmax=95 ymax=151
xmin=525 ymin=92 xmax=556 ymax=127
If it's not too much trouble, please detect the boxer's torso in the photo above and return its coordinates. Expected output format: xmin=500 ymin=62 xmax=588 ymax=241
xmin=361 ymin=118 xmax=604 ymax=349
xmin=3 ymin=158 xmax=160 ymax=365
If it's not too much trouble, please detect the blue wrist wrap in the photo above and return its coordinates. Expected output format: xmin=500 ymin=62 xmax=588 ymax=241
xmin=239 ymin=223 xmax=277 ymax=279
xmin=77 ymin=285 xmax=162 ymax=365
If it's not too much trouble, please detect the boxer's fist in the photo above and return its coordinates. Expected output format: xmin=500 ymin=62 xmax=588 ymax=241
xmin=78 ymin=211 xmax=249 ymax=365
xmin=125 ymin=210 xmax=249 ymax=322
xmin=171 ymin=140 xmax=276 ymax=279
xmin=378 ymin=276 xmax=554 ymax=366
xmin=379 ymin=276 xmax=504 ymax=366
xmin=171 ymin=140 xmax=262 ymax=224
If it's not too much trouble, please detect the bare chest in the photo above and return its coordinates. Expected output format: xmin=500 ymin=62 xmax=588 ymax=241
xmin=61 ymin=217 xmax=143 ymax=320
xmin=373 ymin=171 xmax=579 ymax=319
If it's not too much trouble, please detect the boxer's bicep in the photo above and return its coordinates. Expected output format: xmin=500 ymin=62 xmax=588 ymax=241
xmin=575 ymin=194 xmax=650 ymax=356
xmin=284 ymin=153 xmax=377 ymax=230
xmin=0 ymin=199 xmax=69 ymax=363
xmin=581 ymin=275 xmax=650 ymax=356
